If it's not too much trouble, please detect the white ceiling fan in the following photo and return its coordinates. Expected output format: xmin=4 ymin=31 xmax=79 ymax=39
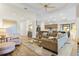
xmin=40 ymin=3 xmax=56 ymax=12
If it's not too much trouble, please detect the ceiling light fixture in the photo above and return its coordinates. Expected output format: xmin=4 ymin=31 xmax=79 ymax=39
xmin=40 ymin=3 xmax=56 ymax=12
xmin=24 ymin=7 xmax=27 ymax=10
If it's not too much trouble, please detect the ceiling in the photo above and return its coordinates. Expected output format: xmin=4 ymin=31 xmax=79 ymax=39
xmin=11 ymin=3 xmax=69 ymax=14
xmin=22 ymin=3 xmax=67 ymax=12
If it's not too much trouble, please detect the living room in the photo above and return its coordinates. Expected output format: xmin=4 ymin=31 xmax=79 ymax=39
xmin=0 ymin=3 xmax=78 ymax=56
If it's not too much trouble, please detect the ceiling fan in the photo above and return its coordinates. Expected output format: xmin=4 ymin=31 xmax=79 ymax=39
xmin=24 ymin=7 xmax=27 ymax=10
xmin=40 ymin=3 xmax=56 ymax=11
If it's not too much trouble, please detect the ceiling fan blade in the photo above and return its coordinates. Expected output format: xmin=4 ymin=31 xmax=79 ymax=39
xmin=40 ymin=4 xmax=56 ymax=8
xmin=24 ymin=7 xmax=27 ymax=10
xmin=40 ymin=3 xmax=50 ymax=6
xmin=47 ymin=6 xmax=56 ymax=8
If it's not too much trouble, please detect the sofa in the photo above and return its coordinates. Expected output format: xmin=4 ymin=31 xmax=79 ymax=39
xmin=6 ymin=37 xmax=21 ymax=45
xmin=40 ymin=38 xmax=58 ymax=54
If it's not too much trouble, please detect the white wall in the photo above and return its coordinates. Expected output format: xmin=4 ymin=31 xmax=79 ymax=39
xmin=76 ymin=18 xmax=79 ymax=41
xmin=0 ymin=4 xmax=37 ymax=37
